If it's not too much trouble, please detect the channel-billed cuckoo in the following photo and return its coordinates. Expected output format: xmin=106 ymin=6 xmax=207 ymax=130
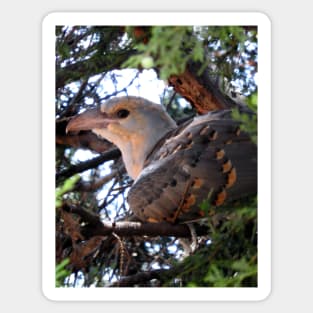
xmin=66 ymin=96 xmax=257 ymax=223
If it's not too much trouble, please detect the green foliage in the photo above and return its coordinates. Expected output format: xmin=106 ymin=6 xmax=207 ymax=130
xmin=199 ymin=189 xmax=214 ymax=220
xmin=123 ymin=26 xmax=205 ymax=80
xmin=201 ymin=258 xmax=257 ymax=287
xmin=56 ymin=258 xmax=70 ymax=287
xmin=247 ymin=91 xmax=258 ymax=110
xmin=177 ymin=197 xmax=258 ymax=287
xmin=122 ymin=25 xmax=257 ymax=97
xmin=204 ymin=26 xmax=257 ymax=94
xmin=231 ymin=91 xmax=258 ymax=144
xmin=55 ymin=25 xmax=258 ymax=287
xmin=55 ymin=174 xmax=80 ymax=208
xmin=205 ymin=26 xmax=247 ymax=50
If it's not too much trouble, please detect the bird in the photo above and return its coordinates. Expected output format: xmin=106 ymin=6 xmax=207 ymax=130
xmin=66 ymin=96 xmax=257 ymax=224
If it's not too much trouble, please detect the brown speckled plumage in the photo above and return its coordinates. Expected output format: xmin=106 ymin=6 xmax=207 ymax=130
xmin=67 ymin=96 xmax=257 ymax=223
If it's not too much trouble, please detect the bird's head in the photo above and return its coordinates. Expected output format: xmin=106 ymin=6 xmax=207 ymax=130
xmin=66 ymin=96 xmax=177 ymax=179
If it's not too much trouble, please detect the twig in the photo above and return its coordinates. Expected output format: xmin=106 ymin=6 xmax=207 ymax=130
xmin=165 ymin=91 xmax=177 ymax=111
xmin=56 ymin=148 xmax=121 ymax=183
xmin=75 ymin=170 xmax=119 ymax=192
xmin=100 ymin=71 xmax=140 ymax=101
xmin=110 ymin=268 xmax=167 ymax=287
xmin=109 ymin=265 xmax=184 ymax=287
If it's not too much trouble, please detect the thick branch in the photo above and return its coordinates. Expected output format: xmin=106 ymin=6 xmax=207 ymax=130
xmin=56 ymin=117 xmax=113 ymax=153
xmin=169 ymin=62 xmax=254 ymax=115
xmin=56 ymin=132 xmax=113 ymax=153
xmin=86 ymin=218 xmax=206 ymax=238
xmin=168 ymin=67 xmax=227 ymax=113
xmin=66 ymin=206 xmax=209 ymax=239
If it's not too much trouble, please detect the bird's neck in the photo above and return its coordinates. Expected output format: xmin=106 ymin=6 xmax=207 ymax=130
xmin=120 ymin=126 xmax=175 ymax=180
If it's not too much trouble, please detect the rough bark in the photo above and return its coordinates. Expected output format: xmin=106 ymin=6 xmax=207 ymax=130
xmin=169 ymin=62 xmax=253 ymax=114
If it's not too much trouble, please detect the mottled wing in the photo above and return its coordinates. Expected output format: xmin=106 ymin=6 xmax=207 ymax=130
xmin=127 ymin=110 xmax=257 ymax=223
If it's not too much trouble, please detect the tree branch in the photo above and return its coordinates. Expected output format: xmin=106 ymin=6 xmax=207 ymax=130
xmin=168 ymin=61 xmax=255 ymax=115
xmin=56 ymin=132 xmax=113 ymax=153
xmin=56 ymin=49 xmax=137 ymax=90
xmin=109 ymin=268 xmax=172 ymax=287
xmin=64 ymin=205 xmax=209 ymax=239
xmin=56 ymin=148 xmax=121 ymax=183
xmin=168 ymin=67 xmax=226 ymax=113
xmin=110 ymin=257 xmax=189 ymax=287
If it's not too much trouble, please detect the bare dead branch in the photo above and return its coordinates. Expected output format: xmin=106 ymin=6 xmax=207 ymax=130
xmin=74 ymin=169 xmax=119 ymax=192
xmin=56 ymin=148 xmax=121 ymax=183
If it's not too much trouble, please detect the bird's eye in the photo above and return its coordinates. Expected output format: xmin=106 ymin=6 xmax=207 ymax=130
xmin=116 ymin=109 xmax=130 ymax=119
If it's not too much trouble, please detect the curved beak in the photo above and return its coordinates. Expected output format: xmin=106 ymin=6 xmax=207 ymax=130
xmin=66 ymin=108 xmax=110 ymax=134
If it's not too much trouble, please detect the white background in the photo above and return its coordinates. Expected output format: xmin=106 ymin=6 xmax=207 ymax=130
xmin=1 ymin=0 xmax=311 ymax=311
